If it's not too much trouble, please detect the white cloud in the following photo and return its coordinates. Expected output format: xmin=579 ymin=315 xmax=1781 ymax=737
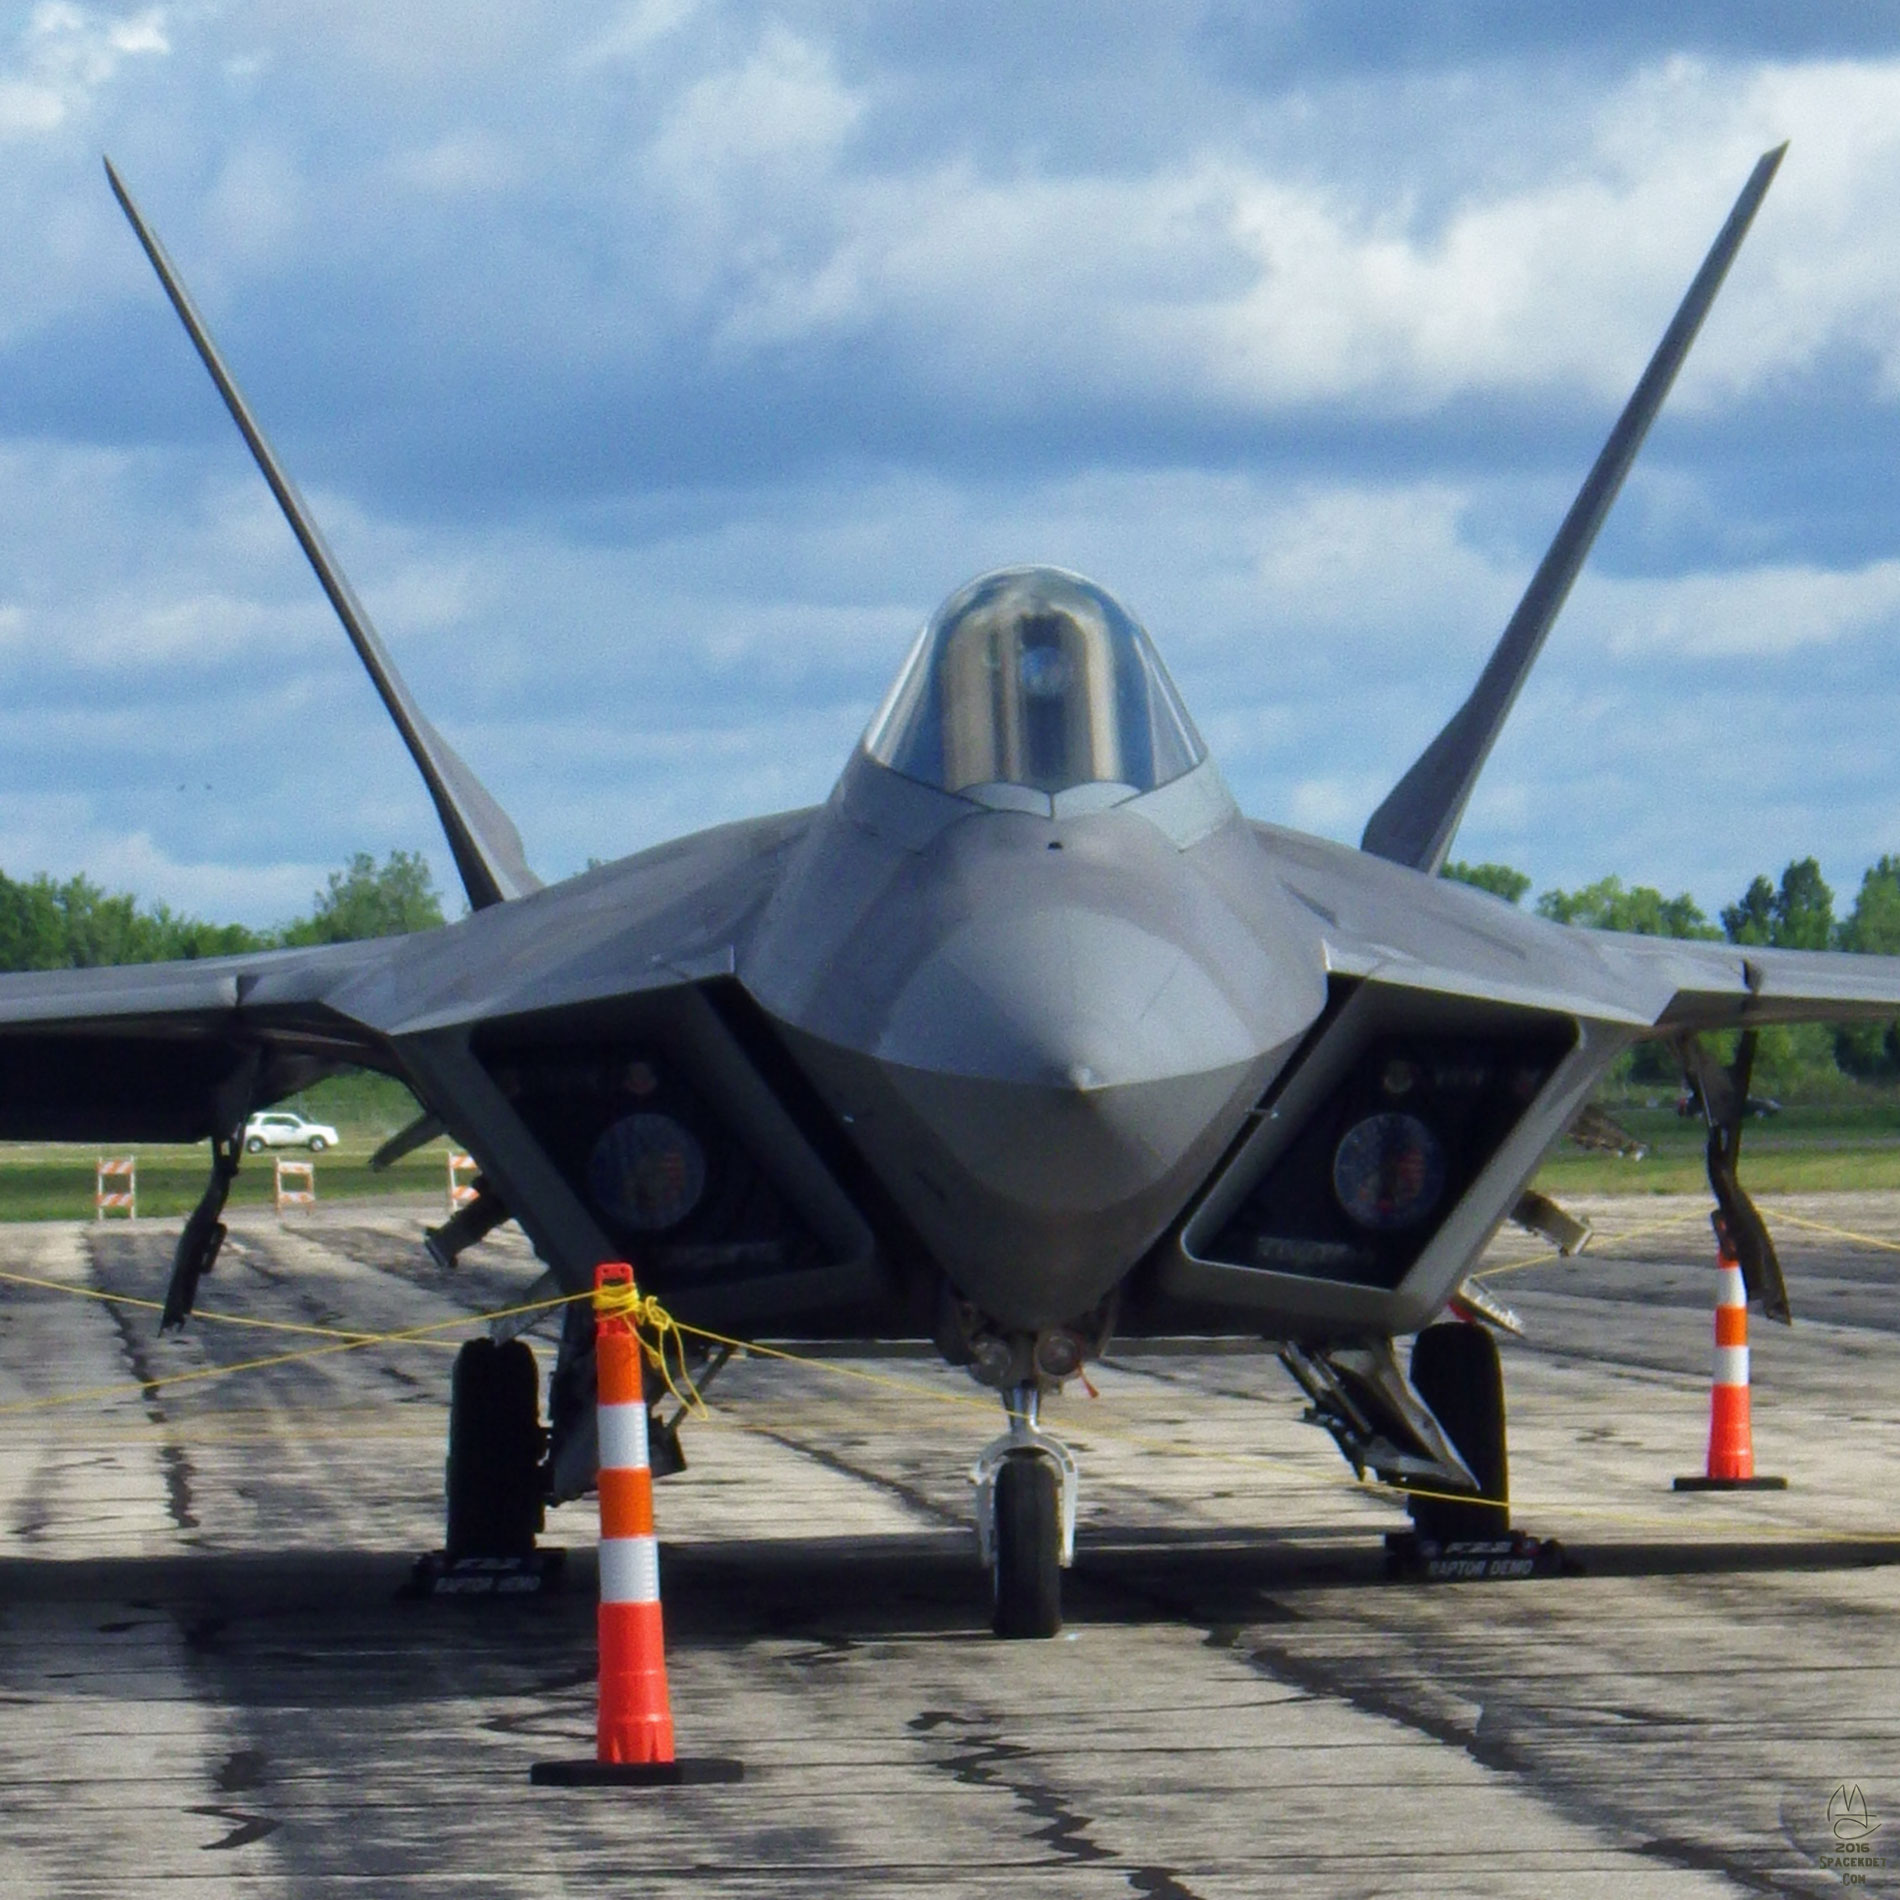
xmin=1288 ymin=775 xmax=1388 ymax=835
xmin=12 ymin=13 xmax=1900 ymax=927
xmin=391 ymin=133 xmax=524 ymax=197
xmin=573 ymin=0 xmax=699 ymax=67
xmin=0 ymin=3 xmax=168 ymax=142
xmin=605 ymin=47 xmax=1900 ymax=417
xmin=1594 ymin=559 xmax=1900 ymax=659
xmin=646 ymin=25 xmax=863 ymax=189
xmin=0 ymin=790 xmax=330 ymax=922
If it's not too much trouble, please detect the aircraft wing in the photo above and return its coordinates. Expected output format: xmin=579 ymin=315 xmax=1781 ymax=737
xmin=1636 ymin=936 xmax=1900 ymax=1033
xmin=1256 ymin=821 xmax=1900 ymax=1035
xmin=0 ymin=809 xmax=815 ymax=1144
xmin=0 ymin=937 xmax=396 ymax=1142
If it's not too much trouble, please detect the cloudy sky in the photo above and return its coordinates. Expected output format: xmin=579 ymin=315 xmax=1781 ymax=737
xmin=4 ymin=2 xmax=1900 ymax=928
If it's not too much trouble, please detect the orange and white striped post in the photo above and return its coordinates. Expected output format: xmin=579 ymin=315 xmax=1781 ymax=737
xmin=1675 ymin=1222 xmax=1787 ymax=1492
xmin=531 ymin=1262 xmax=740 ymax=1788
xmin=593 ymin=1261 xmax=673 ymax=1766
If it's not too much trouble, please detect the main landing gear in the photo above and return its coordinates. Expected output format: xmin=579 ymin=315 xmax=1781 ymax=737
xmin=1282 ymin=1321 xmax=1511 ymax=1537
xmin=972 ymin=1382 xmax=1078 ymax=1639
xmin=1404 ymin=1321 xmax=1509 ymax=1542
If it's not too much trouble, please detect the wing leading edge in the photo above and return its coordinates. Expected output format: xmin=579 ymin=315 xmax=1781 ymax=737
xmin=0 ymin=810 xmax=813 ymax=1141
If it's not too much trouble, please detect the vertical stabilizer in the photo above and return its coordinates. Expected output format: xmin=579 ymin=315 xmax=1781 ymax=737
xmin=1360 ymin=146 xmax=1786 ymax=875
xmin=105 ymin=159 xmax=540 ymax=912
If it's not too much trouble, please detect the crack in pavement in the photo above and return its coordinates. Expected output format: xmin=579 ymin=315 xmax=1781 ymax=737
xmin=90 ymin=1231 xmax=197 ymax=1532
xmin=909 ymin=1709 xmax=1207 ymax=1898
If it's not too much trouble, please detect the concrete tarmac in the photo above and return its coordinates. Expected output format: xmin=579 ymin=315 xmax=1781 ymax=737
xmin=0 ymin=1194 xmax=1896 ymax=1897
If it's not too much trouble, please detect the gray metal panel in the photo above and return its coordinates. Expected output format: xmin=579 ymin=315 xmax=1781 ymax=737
xmin=319 ymin=809 xmax=814 ymax=1035
xmin=1652 ymin=939 xmax=1900 ymax=1028
xmin=1259 ymin=826 xmax=1900 ymax=1035
xmin=746 ymin=759 xmax=1330 ymax=1323
xmin=753 ymin=763 xmax=1324 ymax=1086
xmin=1128 ymin=755 xmax=1238 ymax=850
xmin=1250 ymin=822 xmax=1685 ymax=1025
xmin=0 ymin=810 xmax=804 ymax=1095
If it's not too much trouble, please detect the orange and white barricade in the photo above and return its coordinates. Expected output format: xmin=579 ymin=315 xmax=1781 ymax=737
xmin=531 ymin=1262 xmax=740 ymax=1788
xmin=95 ymin=1158 xmax=136 ymax=1221
xmin=447 ymin=1152 xmax=479 ymax=1215
xmin=274 ymin=1157 xmax=316 ymax=1215
xmin=1675 ymin=1224 xmax=1786 ymax=1491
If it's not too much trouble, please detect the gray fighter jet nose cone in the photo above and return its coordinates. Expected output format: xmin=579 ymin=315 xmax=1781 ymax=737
xmin=874 ymin=897 xmax=1260 ymax=1093
xmin=748 ymin=771 xmax=1329 ymax=1326
xmin=778 ymin=885 xmax=1308 ymax=1323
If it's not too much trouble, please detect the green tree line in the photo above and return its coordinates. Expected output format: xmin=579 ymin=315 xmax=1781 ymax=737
xmin=0 ymin=850 xmax=445 ymax=973
xmin=1443 ymin=855 xmax=1900 ymax=1096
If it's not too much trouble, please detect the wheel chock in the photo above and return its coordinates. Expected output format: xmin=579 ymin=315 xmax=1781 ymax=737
xmin=1384 ymin=1530 xmax=1577 ymax=1581
xmin=404 ymin=1549 xmax=566 ymax=1599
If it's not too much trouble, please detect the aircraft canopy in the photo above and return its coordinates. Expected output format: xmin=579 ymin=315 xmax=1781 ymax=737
xmin=865 ymin=567 xmax=1205 ymax=802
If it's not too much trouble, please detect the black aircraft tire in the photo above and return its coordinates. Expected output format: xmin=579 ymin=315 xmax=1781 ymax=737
xmin=1407 ymin=1322 xmax=1509 ymax=1543
xmin=446 ymin=1338 xmax=544 ymax=1560
xmin=991 ymin=1452 xmax=1062 ymax=1639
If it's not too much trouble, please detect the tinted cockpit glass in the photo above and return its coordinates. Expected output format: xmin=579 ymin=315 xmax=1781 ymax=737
xmin=863 ymin=568 xmax=1205 ymax=799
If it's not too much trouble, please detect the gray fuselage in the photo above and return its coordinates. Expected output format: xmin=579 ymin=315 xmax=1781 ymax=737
xmin=744 ymin=749 xmax=1328 ymax=1328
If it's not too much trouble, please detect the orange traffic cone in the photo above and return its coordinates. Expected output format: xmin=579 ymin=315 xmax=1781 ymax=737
xmin=532 ymin=1263 xmax=741 ymax=1787
xmin=1674 ymin=1223 xmax=1786 ymax=1493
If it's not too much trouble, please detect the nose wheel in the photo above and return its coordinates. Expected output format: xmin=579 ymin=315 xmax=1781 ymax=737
xmin=972 ymin=1383 xmax=1077 ymax=1638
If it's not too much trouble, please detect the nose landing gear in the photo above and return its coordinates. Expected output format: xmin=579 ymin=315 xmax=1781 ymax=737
xmin=972 ymin=1382 xmax=1078 ymax=1638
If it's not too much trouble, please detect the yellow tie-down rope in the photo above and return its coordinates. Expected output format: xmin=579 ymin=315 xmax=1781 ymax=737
xmin=1468 ymin=1204 xmax=1711 ymax=1283
xmin=3 ymin=1248 xmax=1898 ymax=1549
xmin=0 ymin=1266 xmax=591 ymax=1416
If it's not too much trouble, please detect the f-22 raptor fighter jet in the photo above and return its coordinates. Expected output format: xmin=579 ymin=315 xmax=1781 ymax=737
xmin=2 ymin=146 xmax=1892 ymax=1636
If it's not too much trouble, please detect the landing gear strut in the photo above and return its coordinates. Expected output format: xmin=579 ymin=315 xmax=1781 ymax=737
xmin=446 ymin=1337 xmax=547 ymax=1559
xmin=972 ymin=1383 xmax=1077 ymax=1639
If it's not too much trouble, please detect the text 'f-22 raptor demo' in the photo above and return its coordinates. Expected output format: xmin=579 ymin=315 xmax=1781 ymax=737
xmin=2 ymin=145 xmax=1887 ymax=1636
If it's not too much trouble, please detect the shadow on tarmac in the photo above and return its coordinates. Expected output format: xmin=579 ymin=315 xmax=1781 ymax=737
xmin=4 ymin=1525 xmax=1894 ymax=1657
